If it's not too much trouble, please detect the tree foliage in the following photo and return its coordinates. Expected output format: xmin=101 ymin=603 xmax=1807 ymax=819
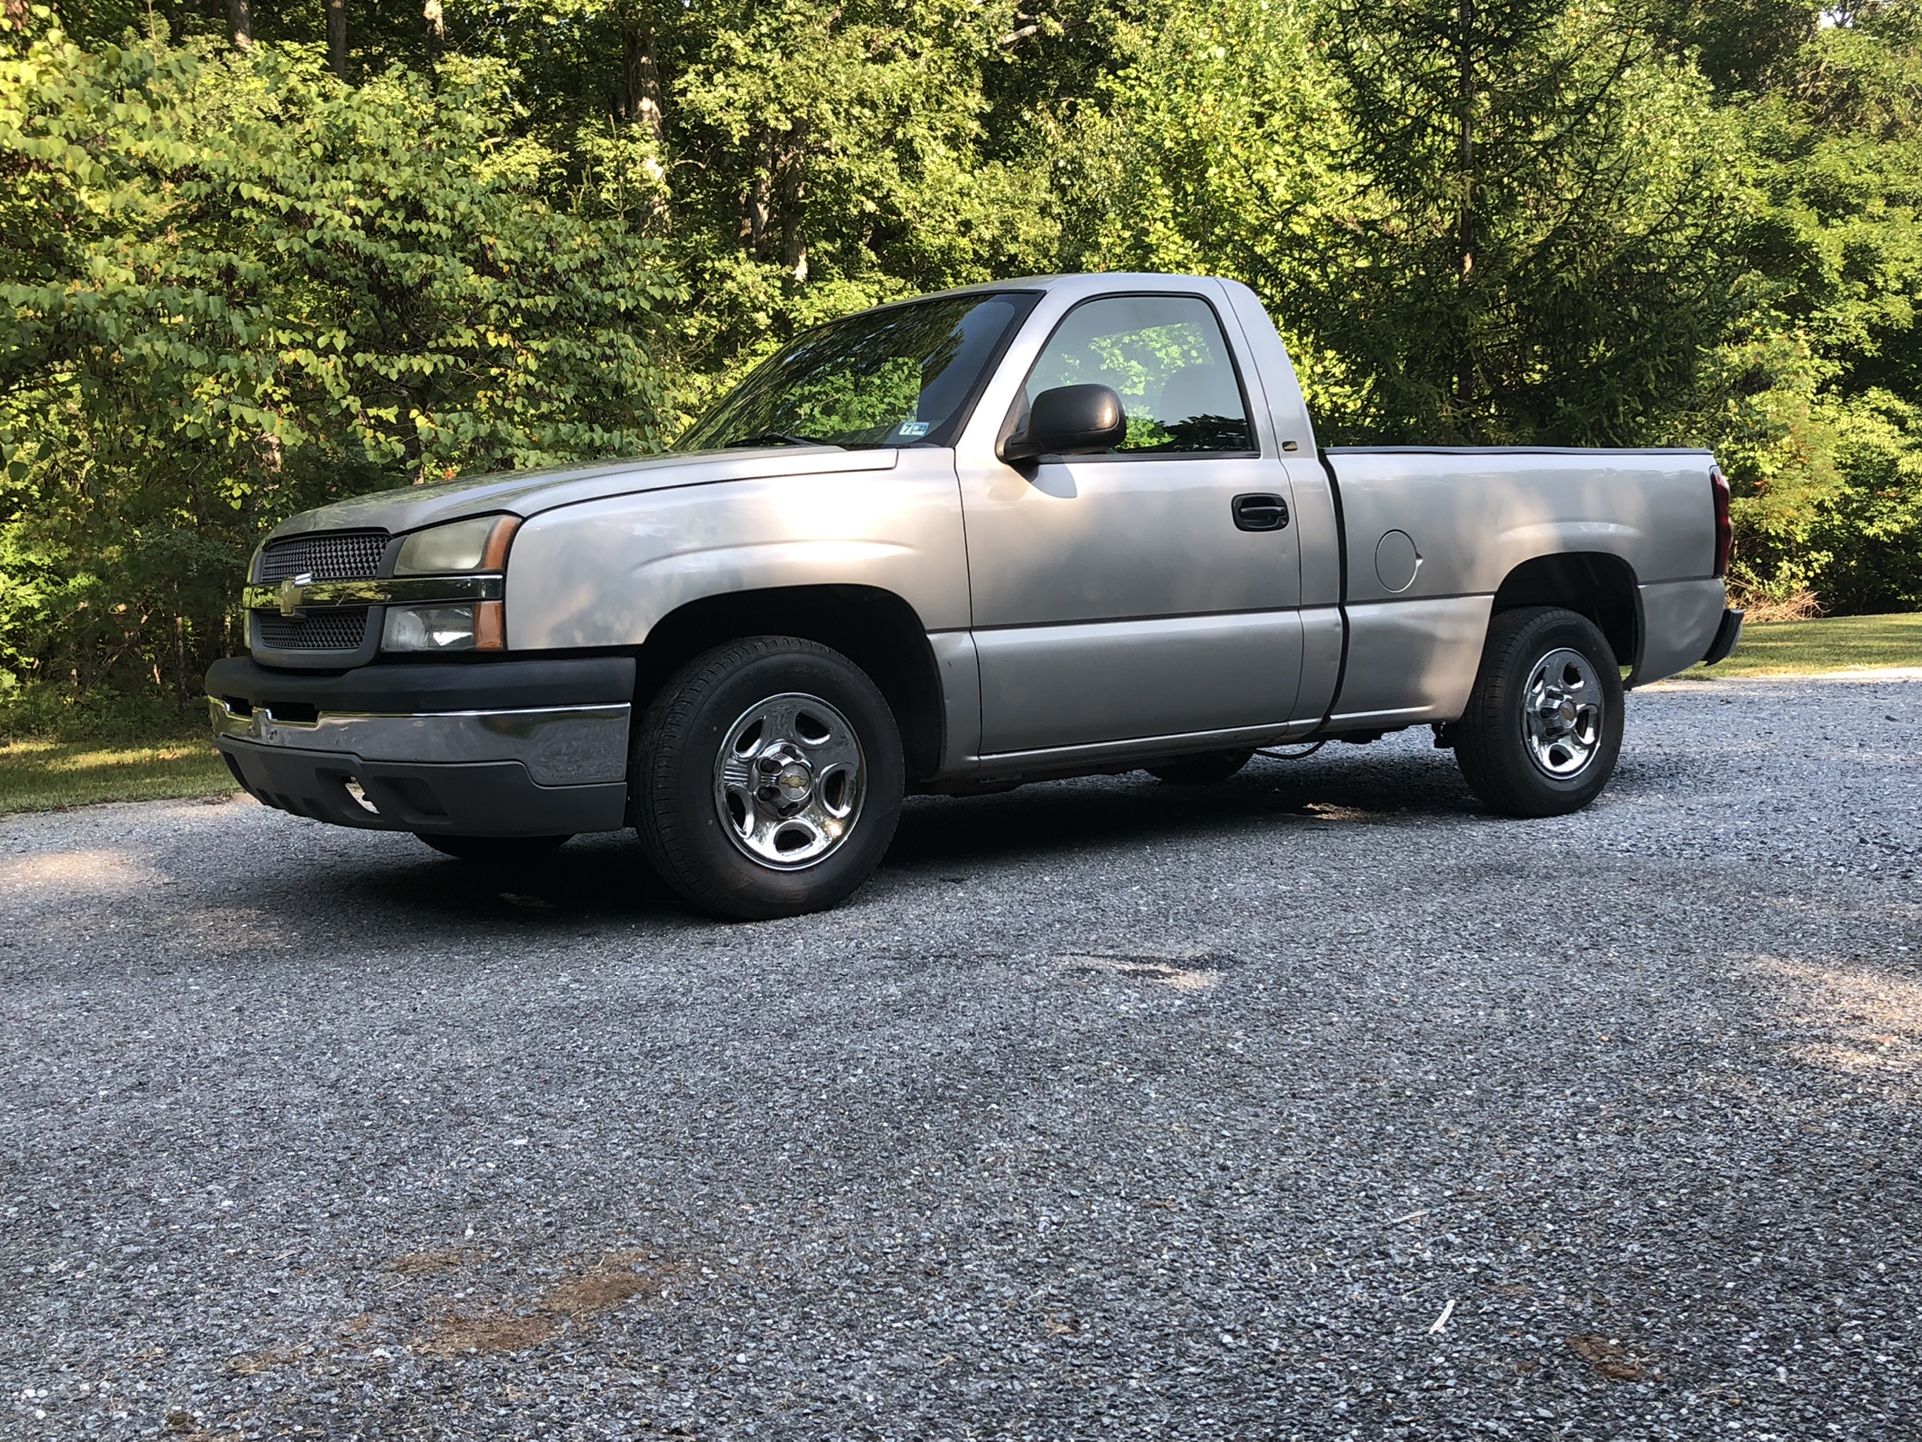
xmin=3 ymin=0 xmax=1921 ymax=730
xmin=0 ymin=24 xmax=677 ymax=709
xmin=1678 ymin=0 xmax=1922 ymax=609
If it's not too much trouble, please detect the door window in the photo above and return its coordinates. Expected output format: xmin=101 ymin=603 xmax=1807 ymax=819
xmin=1023 ymin=295 xmax=1254 ymax=454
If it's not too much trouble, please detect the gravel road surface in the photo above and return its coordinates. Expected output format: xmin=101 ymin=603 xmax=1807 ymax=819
xmin=4 ymin=673 xmax=1919 ymax=1440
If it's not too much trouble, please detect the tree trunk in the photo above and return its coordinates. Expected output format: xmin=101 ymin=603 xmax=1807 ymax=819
xmin=172 ymin=614 xmax=188 ymax=704
xmin=740 ymin=130 xmax=774 ymax=257
xmin=783 ymin=221 xmax=809 ymax=284
xmin=327 ymin=0 xmax=348 ymax=81
xmin=777 ymin=138 xmax=809 ymax=283
xmin=227 ymin=0 xmax=253 ymax=46
xmin=2 ymin=0 xmax=27 ymax=31
xmin=618 ymin=8 xmax=666 ymax=149
xmin=741 ymin=132 xmax=809 ymax=282
xmin=1455 ymin=0 xmax=1476 ymax=425
xmin=423 ymin=0 xmax=444 ymax=63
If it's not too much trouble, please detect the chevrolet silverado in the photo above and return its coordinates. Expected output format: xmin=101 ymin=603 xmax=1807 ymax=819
xmin=207 ymin=273 xmax=1744 ymax=918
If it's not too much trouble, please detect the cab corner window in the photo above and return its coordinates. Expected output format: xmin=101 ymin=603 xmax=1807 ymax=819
xmin=1023 ymin=295 xmax=1253 ymax=456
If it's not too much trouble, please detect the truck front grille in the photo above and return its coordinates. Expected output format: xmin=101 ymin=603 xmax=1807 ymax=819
xmin=258 ymin=531 xmax=388 ymax=582
xmin=254 ymin=609 xmax=372 ymax=651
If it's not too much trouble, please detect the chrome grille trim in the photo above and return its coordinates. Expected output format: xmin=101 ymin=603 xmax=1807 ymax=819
xmin=241 ymin=574 xmax=502 ymax=613
xmin=258 ymin=531 xmax=389 ymax=582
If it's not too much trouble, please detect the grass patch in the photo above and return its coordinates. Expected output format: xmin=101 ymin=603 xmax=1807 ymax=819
xmin=0 ymin=736 xmax=235 ymax=816
xmin=1685 ymin=611 xmax=1922 ymax=679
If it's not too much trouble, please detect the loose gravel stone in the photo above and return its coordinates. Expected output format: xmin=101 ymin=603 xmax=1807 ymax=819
xmin=1 ymin=673 xmax=1917 ymax=1440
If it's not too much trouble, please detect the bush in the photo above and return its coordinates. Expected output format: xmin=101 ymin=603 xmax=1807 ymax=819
xmin=0 ymin=27 xmax=680 ymax=712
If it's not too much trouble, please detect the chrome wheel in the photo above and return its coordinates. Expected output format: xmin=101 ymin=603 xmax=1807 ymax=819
xmin=1522 ymin=647 xmax=1604 ymax=778
xmin=712 ymin=692 xmax=866 ymax=870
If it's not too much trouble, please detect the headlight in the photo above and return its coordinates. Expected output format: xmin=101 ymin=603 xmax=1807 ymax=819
xmin=382 ymin=601 xmax=506 ymax=652
xmin=384 ymin=517 xmax=515 ymax=653
xmin=393 ymin=515 xmax=518 ymax=575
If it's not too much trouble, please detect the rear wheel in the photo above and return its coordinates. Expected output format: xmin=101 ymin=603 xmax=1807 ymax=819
xmin=632 ymin=636 xmax=904 ymax=921
xmin=1145 ymin=749 xmax=1254 ymax=786
xmin=416 ymin=833 xmax=572 ymax=862
xmin=1454 ymin=606 xmax=1624 ymax=817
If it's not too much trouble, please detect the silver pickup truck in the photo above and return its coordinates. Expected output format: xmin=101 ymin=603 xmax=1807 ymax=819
xmin=207 ymin=273 xmax=1743 ymax=918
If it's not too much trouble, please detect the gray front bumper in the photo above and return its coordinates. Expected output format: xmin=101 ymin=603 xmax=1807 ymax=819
xmin=204 ymin=656 xmax=634 ymax=836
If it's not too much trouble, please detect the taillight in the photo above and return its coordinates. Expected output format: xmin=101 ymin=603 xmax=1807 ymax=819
xmin=1710 ymin=464 xmax=1732 ymax=578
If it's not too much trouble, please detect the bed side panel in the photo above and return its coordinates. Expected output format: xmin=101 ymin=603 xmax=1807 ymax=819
xmin=1325 ymin=448 xmax=1718 ymax=725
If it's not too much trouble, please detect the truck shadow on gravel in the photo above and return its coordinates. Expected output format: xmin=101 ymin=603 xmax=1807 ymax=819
xmin=886 ymin=748 xmax=1509 ymax=867
xmin=328 ymin=746 xmax=1593 ymax=927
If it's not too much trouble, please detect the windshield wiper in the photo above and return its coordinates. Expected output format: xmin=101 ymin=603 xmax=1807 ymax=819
xmin=723 ymin=430 xmax=838 ymax=449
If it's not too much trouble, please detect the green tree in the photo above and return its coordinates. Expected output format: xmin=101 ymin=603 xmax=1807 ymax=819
xmin=9 ymin=0 xmax=1922 ymax=736
xmin=1684 ymin=1 xmax=1922 ymax=610
xmin=1058 ymin=0 xmax=1368 ymax=427
xmin=0 ymin=26 xmax=679 ymax=714
xmin=1067 ymin=0 xmax=1747 ymax=447
xmin=1321 ymin=0 xmax=1746 ymax=443
xmin=661 ymin=0 xmax=1058 ymax=412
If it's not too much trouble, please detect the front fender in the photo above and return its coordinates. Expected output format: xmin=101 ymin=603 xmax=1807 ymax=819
xmin=502 ymin=452 xmax=971 ymax=650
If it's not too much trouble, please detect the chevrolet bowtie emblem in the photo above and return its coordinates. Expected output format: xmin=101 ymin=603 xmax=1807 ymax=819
xmin=277 ymin=572 xmax=313 ymax=618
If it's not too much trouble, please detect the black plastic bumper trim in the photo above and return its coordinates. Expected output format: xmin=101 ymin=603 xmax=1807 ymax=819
xmin=217 ymin=736 xmax=629 ymax=836
xmin=204 ymin=654 xmax=636 ymax=715
xmin=1702 ymin=607 xmax=1745 ymax=667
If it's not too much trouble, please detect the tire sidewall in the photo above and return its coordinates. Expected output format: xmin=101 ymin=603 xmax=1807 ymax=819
xmin=642 ymin=644 xmax=904 ymax=917
xmin=1493 ymin=611 xmax=1624 ymax=807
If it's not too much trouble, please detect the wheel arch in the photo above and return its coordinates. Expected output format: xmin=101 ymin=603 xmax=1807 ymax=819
xmin=1489 ymin=552 xmax=1641 ymax=677
xmin=637 ymin=585 xmax=945 ymax=780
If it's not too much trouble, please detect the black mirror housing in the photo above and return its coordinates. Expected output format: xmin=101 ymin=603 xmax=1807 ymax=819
xmin=1001 ymin=383 xmax=1126 ymax=462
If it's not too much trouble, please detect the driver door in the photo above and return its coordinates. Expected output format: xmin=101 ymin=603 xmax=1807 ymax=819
xmin=959 ymin=290 xmax=1305 ymax=757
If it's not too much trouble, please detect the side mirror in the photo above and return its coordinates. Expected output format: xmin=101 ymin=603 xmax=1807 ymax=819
xmin=1001 ymin=384 xmax=1126 ymax=462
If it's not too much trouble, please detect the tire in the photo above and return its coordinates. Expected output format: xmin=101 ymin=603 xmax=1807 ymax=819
xmin=1454 ymin=606 xmax=1624 ymax=818
xmin=416 ymin=833 xmax=572 ymax=862
xmin=632 ymin=636 xmax=905 ymax=921
xmin=1145 ymin=749 xmax=1254 ymax=785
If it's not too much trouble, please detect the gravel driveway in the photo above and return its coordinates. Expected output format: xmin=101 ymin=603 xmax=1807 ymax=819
xmin=3 ymin=672 xmax=1918 ymax=1440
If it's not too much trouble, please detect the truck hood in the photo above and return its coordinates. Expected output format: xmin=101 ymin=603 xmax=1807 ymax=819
xmin=268 ymin=445 xmax=900 ymax=540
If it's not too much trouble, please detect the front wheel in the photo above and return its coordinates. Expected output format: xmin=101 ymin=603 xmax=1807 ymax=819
xmin=1453 ymin=606 xmax=1624 ymax=818
xmin=632 ymin=636 xmax=904 ymax=920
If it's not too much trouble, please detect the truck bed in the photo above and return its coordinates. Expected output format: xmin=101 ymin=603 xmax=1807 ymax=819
xmin=1312 ymin=447 xmax=1727 ymax=730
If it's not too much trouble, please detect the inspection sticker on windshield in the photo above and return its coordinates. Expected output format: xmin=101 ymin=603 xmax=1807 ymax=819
xmin=897 ymin=420 xmax=930 ymax=438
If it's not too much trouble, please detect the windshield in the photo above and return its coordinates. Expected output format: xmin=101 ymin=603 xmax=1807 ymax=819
xmin=677 ymin=292 xmax=1036 ymax=451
